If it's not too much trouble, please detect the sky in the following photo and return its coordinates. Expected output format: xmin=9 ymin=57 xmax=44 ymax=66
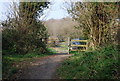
xmin=0 ymin=2 xmax=9 ymax=21
xmin=0 ymin=0 xmax=71 ymax=21
xmin=0 ymin=0 xmax=117 ymax=21
xmin=40 ymin=0 xmax=70 ymax=20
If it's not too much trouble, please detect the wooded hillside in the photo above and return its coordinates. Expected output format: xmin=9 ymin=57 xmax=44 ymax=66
xmin=43 ymin=17 xmax=81 ymax=38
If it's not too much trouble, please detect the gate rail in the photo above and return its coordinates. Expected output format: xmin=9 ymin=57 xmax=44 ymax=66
xmin=68 ymin=38 xmax=88 ymax=54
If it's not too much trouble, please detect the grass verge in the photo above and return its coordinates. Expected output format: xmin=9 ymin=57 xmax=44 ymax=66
xmin=57 ymin=45 xmax=119 ymax=79
xmin=2 ymin=48 xmax=56 ymax=79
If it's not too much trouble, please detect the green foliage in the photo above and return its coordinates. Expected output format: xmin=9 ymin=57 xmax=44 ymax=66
xmin=2 ymin=29 xmax=19 ymax=52
xmin=2 ymin=22 xmax=48 ymax=54
xmin=19 ymin=2 xmax=50 ymax=19
xmin=2 ymin=2 xmax=50 ymax=54
xmin=47 ymin=48 xmax=57 ymax=54
xmin=69 ymin=2 xmax=119 ymax=48
xmin=57 ymin=45 xmax=119 ymax=79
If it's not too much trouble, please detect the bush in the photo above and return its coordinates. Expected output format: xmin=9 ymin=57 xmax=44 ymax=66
xmin=57 ymin=45 xmax=119 ymax=79
xmin=2 ymin=22 xmax=48 ymax=55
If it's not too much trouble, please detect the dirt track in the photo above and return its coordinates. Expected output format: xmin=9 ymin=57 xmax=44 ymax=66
xmin=18 ymin=53 xmax=72 ymax=79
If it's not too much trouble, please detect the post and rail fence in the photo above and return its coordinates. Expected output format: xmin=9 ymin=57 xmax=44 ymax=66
xmin=68 ymin=37 xmax=88 ymax=54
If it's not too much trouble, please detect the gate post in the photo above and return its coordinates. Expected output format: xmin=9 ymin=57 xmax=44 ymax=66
xmin=86 ymin=40 xmax=88 ymax=51
xmin=68 ymin=37 xmax=70 ymax=54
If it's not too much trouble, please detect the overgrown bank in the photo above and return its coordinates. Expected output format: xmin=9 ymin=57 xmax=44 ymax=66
xmin=57 ymin=45 xmax=119 ymax=79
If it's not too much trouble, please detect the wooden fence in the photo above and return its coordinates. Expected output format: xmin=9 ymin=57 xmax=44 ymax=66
xmin=68 ymin=37 xmax=88 ymax=54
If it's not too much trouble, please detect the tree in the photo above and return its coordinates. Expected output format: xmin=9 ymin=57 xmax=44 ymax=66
xmin=2 ymin=2 xmax=50 ymax=54
xmin=68 ymin=2 xmax=119 ymax=48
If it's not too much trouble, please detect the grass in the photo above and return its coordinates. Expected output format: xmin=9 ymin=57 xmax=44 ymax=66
xmin=2 ymin=48 xmax=56 ymax=79
xmin=57 ymin=45 xmax=119 ymax=79
xmin=47 ymin=47 xmax=57 ymax=54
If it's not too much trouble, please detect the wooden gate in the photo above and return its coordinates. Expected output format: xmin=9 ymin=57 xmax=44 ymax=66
xmin=68 ymin=37 xmax=88 ymax=54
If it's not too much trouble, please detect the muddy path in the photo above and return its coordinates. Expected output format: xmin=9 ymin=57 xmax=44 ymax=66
xmin=18 ymin=54 xmax=71 ymax=79
xmin=14 ymin=46 xmax=72 ymax=79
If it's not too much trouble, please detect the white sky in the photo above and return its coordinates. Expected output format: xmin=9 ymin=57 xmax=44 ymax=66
xmin=0 ymin=0 xmax=119 ymax=21
xmin=0 ymin=0 xmax=71 ymax=21
xmin=39 ymin=0 xmax=70 ymax=20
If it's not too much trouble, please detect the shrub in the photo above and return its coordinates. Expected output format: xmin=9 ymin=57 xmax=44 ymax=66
xmin=57 ymin=45 xmax=119 ymax=79
xmin=2 ymin=23 xmax=48 ymax=55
